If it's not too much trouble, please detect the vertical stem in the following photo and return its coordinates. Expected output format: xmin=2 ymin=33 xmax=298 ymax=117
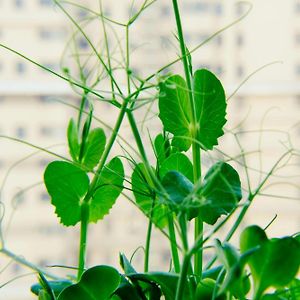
xmin=144 ymin=217 xmax=153 ymax=272
xmin=168 ymin=214 xmax=181 ymax=273
xmin=172 ymin=0 xmax=202 ymax=279
xmin=175 ymin=252 xmax=192 ymax=300
xmin=77 ymin=202 xmax=89 ymax=280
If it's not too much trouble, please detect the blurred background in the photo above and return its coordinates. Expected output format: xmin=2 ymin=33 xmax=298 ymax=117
xmin=0 ymin=0 xmax=299 ymax=299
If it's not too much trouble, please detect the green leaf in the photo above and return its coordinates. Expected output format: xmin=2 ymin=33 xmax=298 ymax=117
xmin=127 ymin=272 xmax=192 ymax=300
xmin=154 ymin=133 xmax=170 ymax=166
xmin=158 ymin=75 xmax=193 ymax=151
xmin=38 ymin=291 xmax=52 ymax=300
xmin=58 ymin=266 xmax=120 ymax=300
xmin=193 ymin=69 xmax=227 ymax=150
xmin=44 ymin=161 xmax=89 ymax=226
xmin=81 ymin=128 xmax=106 ymax=170
xmin=159 ymin=152 xmax=193 ymax=182
xmin=114 ymin=276 xmax=141 ymax=300
xmin=89 ymin=157 xmax=124 ymax=223
xmin=131 ymin=163 xmax=168 ymax=228
xmin=214 ymin=240 xmax=250 ymax=298
xmin=240 ymin=225 xmax=300 ymax=298
xmin=119 ymin=253 xmax=137 ymax=274
xmin=158 ymin=70 xmax=226 ymax=152
xmin=199 ymin=162 xmax=242 ymax=224
xmin=195 ymin=278 xmax=225 ymax=300
xmin=161 ymin=171 xmax=193 ymax=214
xmin=67 ymin=118 xmax=80 ymax=162
xmin=31 ymin=276 xmax=72 ymax=297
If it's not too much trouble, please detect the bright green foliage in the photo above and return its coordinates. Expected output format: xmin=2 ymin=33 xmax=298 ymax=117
xmin=44 ymin=157 xmax=124 ymax=226
xmin=67 ymin=117 xmax=106 ymax=170
xmin=214 ymin=240 xmax=250 ymax=298
xmin=38 ymin=291 xmax=52 ymax=300
xmin=161 ymin=171 xmax=193 ymax=214
xmin=159 ymin=152 xmax=193 ymax=182
xmin=240 ymin=225 xmax=300 ymax=299
xmin=67 ymin=118 xmax=80 ymax=162
xmin=199 ymin=162 xmax=242 ymax=224
xmin=31 ymin=279 xmax=72 ymax=297
xmin=44 ymin=161 xmax=90 ymax=226
xmin=193 ymin=69 xmax=227 ymax=150
xmin=131 ymin=163 xmax=168 ymax=228
xmin=128 ymin=272 xmax=191 ymax=300
xmin=80 ymin=128 xmax=106 ymax=170
xmin=195 ymin=278 xmax=226 ymax=300
xmin=158 ymin=69 xmax=226 ymax=152
xmin=154 ymin=133 xmax=171 ymax=166
xmin=89 ymin=157 xmax=124 ymax=223
xmin=58 ymin=266 xmax=121 ymax=300
xmin=158 ymin=75 xmax=192 ymax=151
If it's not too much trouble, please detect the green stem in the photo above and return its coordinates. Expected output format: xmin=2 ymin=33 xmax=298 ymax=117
xmin=175 ymin=252 xmax=192 ymax=300
xmin=172 ymin=0 xmax=202 ymax=279
xmin=77 ymin=202 xmax=89 ymax=281
xmin=144 ymin=217 xmax=153 ymax=272
xmin=167 ymin=214 xmax=181 ymax=273
xmin=84 ymin=98 xmax=129 ymax=201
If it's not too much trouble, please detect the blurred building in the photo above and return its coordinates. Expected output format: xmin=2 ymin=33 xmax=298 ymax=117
xmin=0 ymin=1 xmax=299 ymax=299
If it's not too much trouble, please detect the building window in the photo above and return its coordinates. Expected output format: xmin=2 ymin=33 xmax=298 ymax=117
xmin=215 ymin=35 xmax=222 ymax=46
xmin=161 ymin=5 xmax=171 ymax=16
xmin=16 ymin=62 xmax=26 ymax=74
xmin=183 ymin=2 xmax=209 ymax=13
xmin=236 ymin=65 xmax=244 ymax=78
xmin=214 ymin=3 xmax=223 ymax=15
xmin=14 ymin=0 xmax=24 ymax=8
xmin=40 ymin=192 xmax=50 ymax=201
xmin=236 ymin=34 xmax=244 ymax=46
xmin=215 ymin=65 xmax=223 ymax=76
xmin=16 ymin=126 xmax=26 ymax=138
xmin=78 ymin=37 xmax=89 ymax=49
xmin=39 ymin=0 xmax=53 ymax=6
xmin=296 ymin=64 xmax=300 ymax=76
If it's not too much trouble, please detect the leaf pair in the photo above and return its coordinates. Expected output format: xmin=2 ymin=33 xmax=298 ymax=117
xmin=68 ymin=118 xmax=106 ymax=170
xmin=240 ymin=225 xmax=300 ymax=299
xmin=158 ymin=69 xmax=227 ymax=152
xmin=161 ymin=162 xmax=242 ymax=225
xmin=44 ymin=157 xmax=124 ymax=226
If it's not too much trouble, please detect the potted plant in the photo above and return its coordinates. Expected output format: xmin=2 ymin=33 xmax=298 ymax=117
xmin=0 ymin=1 xmax=299 ymax=299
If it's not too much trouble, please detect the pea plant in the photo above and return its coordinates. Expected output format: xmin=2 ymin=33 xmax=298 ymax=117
xmin=0 ymin=1 xmax=299 ymax=299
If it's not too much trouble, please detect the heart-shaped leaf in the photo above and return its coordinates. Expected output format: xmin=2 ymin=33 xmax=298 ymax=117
xmin=193 ymin=69 xmax=227 ymax=150
xmin=44 ymin=161 xmax=90 ymax=226
xmin=158 ymin=75 xmax=192 ymax=151
xmin=158 ymin=69 xmax=226 ymax=152
xmin=159 ymin=153 xmax=193 ymax=182
xmin=89 ymin=157 xmax=124 ymax=223
xmin=67 ymin=118 xmax=80 ymax=162
xmin=198 ymin=162 xmax=242 ymax=224
xmin=131 ymin=163 xmax=168 ymax=228
xmin=81 ymin=128 xmax=106 ymax=170
xmin=240 ymin=225 xmax=300 ymax=299
xmin=58 ymin=265 xmax=120 ymax=300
